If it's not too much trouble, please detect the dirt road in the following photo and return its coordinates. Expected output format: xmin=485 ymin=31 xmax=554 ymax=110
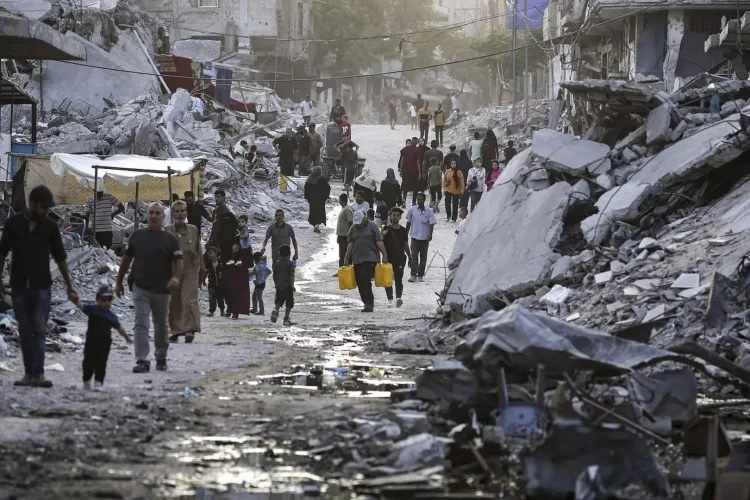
xmin=0 ymin=124 xmax=458 ymax=499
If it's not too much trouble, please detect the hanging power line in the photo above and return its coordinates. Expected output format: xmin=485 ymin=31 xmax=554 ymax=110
xmin=56 ymin=0 xmax=670 ymax=84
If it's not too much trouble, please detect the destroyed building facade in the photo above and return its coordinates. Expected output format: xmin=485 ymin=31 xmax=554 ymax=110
xmin=543 ymin=0 xmax=750 ymax=96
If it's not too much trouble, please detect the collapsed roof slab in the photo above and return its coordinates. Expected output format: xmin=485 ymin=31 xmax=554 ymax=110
xmin=446 ymin=148 xmax=573 ymax=316
xmin=561 ymin=79 xmax=672 ymax=116
xmin=0 ymin=15 xmax=85 ymax=60
xmin=580 ymin=110 xmax=750 ymax=245
xmin=532 ymin=129 xmax=611 ymax=176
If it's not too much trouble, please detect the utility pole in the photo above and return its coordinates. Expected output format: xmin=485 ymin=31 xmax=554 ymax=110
xmin=524 ymin=0 xmax=529 ymax=124
xmin=511 ymin=0 xmax=517 ymax=123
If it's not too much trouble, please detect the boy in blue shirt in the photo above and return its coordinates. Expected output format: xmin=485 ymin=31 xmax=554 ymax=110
xmin=74 ymin=285 xmax=132 ymax=390
xmin=249 ymin=251 xmax=271 ymax=315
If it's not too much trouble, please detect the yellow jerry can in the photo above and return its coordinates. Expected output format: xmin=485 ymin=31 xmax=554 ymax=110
xmin=375 ymin=263 xmax=393 ymax=288
xmin=338 ymin=266 xmax=357 ymax=290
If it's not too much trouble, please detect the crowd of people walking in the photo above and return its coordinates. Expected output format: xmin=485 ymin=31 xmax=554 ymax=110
xmin=1 ymin=103 xmax=515 ymax=390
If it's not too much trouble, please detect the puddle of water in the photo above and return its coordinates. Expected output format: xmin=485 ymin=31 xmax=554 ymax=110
xmin=240 ymin=362 xmax=414 ymax=397
xmin=298 ymin=207 xmax=341 ymax=283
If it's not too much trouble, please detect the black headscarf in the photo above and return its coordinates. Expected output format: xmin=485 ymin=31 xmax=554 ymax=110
xmin=384 ymin=168 xmax=399 ymax=185
xmin=459 ymin=149 xmax=473 ymax=179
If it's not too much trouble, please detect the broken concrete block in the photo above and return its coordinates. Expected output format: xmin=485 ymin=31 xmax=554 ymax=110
xmin=643 ymin=304 xmax=666 ymax=322
xmin=634 ymin=279 xmax=660 ymax=290
xmin=684 ymin=113 xmax=706 ymax=125
xmin=551 ymin=256 xmax=573 ymax=280
xmin=526 ymin=168 xmax=551 ymax=191
xmin=607 ymin=301 xmax=627 ymax=313
xmin=531 ymin=129 xmax=610 ymax=176
xmin=721 ymin=99 xmax=746 ymax=117
xmin=571 ymin=179 xmax=590 ymax=199
xmin=646 ymin=104 xmax=672 ymax=145
xmin=635 ymin=249 xmax=649 ymax=260
xmin=595 ymin=271 xmax=613 ymax=284
xmin=623 ymin=286 xmax=642 ymax=297
xmin=639 ymin=237 xmax=657 ymax=250
xmin=649 ymin=250 xmax=666 ymax=261
xmin=671 ymin=273 xmax=700 ymax=289
xmin=541 ymin=284 xmax=574 ymax=306
xmin=446 ymin=151 xmax=572 ymax=315
xmin=610 ymin=261 xmax=626 ymax=273
xmin=679 ymin=284 xmax=710 ymax=298
xmin=579 ymin=182 xmax=651 ymax=245
xmin=565 ymin=312 xmax=581 ymax=322
xmin=670 ymin=121 xmax=688 ymax=142
xmin=621 ymin=147 xmax=639 ymax=163
xmin=595 ymin=174 xmax=613 ymax=190
xmin=615 ymin=123 xmax=647 ymax=150
xmin=708 ymin=237 xmax=732 ymax=246
xmin=589 ymin=158 xmax=612 ymax=175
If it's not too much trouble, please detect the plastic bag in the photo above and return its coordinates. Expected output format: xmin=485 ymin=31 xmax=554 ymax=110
xmin=338 ymin=266 xmax=356 ymax=290
xmin=375 ymin=263 xmax=393 ymax=288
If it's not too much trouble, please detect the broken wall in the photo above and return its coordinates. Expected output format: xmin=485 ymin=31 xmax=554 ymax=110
xmin=25 ymin=30 xmax=160 ymax=113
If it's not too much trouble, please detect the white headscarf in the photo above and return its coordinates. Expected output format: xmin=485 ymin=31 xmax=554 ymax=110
xmin=355 ymin=167 xmax=377 ymax=191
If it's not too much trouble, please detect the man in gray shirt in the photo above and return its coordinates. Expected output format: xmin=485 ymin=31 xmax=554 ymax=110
xmin=261 ymin=209 xmax=299 ymax=263
xmin=345 ymin=210 xmax=388 ymax=313
xmin=116 ymin=202 xmax=183 ymax=374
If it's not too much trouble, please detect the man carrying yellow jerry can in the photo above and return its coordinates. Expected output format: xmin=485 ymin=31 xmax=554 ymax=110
xmin=339 ymin=210 xmax=389 ymax=313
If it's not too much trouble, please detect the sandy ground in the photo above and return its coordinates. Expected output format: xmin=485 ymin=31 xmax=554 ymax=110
xmin=0 ymin=124 xmax=459 ymax=499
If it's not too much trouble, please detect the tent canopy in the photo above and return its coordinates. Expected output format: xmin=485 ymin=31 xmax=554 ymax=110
xmin=22 ymin=154 xmax=203 ymax=205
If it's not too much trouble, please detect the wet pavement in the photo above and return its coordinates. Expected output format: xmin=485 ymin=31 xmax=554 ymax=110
xmin=0 ymin=124 xmax=456 ymax=499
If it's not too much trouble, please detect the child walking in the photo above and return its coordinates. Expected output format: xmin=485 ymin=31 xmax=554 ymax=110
xmin=74 ymin=285 xmax=132 ymax=390
xmin=271 ymin=244 xmax=296 ymax=326
xmin=249 ymin=251 xmax=271 ymax=315
xmin=203 ymin=247 xmax=225 ymax=317
xmin=237 ymin=214 xmax=253 ymax=259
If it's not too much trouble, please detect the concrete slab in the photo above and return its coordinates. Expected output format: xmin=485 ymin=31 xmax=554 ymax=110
xmin=531 ymin=129 xmax=610 ymax=176
xmin=446 ymin=149 xmax=572 ymax=316
xmin=0 ymin=15 xmax=85 ymax=60
xmin=646 ymin=104 xmax=671 ymax=145
xmin=24 ymin=30 xmax=160 ymax=113
xmin=595 ymin=270 xmax=613 ymax=284
xmin=671 ymin=273 xmax=700 ymax=289
xmin=643 ymin=304 xmax=666 ymax=322
xmin=579 ymin=182 xmax=650 ymax=244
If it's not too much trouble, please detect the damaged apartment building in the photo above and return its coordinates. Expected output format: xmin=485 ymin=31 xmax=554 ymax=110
xmin=543 ymin=0 xmax=749 ymax=95
xmin=136 ymin=0 xmax=314 ymax=97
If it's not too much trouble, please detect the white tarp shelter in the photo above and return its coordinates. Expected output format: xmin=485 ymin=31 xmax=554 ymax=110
xmin=21 ymin=153 xmax=203 ymax=205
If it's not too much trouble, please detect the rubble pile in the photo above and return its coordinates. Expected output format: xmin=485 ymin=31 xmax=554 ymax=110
xmin=389 ymin=78 xmax=750 ymax=496
xmin=443 ymin=98 xmax=552 ymax=151
xmin=445 ymin=79 xmax=750 ymax=321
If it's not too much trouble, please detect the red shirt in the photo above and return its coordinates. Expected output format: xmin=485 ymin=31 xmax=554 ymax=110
xmin=402 ymin=145 xmax=422 ymax=173
xmin=340 ymin=121 xmax=352 ymax=139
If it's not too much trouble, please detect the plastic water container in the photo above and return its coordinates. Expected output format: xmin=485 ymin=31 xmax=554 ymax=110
xmin=374 ymin=263 xmax=393 ymax=288
xmin=338 ymin=266 xmax=356 ymax=290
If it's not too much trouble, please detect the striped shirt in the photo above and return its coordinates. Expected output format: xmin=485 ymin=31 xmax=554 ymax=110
xmin=86 ymin=194 xmax=120 ymax=232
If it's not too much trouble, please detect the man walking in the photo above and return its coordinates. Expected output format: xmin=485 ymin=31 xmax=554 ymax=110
xmin=406 ymin=192 xmax=437 ymax=282
xmin=451 ymin=92 xmax=461 ymax=115
xmin=336 ymin=194 xmax=354 ymax=269
xmin=85 ymin=190 xmax=125 ymax=249
xmin=116 ymin=202 xmax=183 ymax=373
xmin=345 ymin=210 xmax=387 ymax=313
xmin=414 ymin=93 xmax=425 ymax=112
xmin=382 ymin=207 xmax=411 ymax=308
xmin=308 ymin=123 xmax=323 ymax=167
xmin=423 ymin=140 xmax=444 ymax=175
xmin=434 ymin=103 xmax=446 ymax=147
xmin=418 ymin=101 xmax=431 ymax=143
xmin=261 ymin=209 xmax=299 ymax=263
xmin=184 ymin=190 xmax=213 ymax=229
xmin=0 ymin=186 xmax=79 ymax=388
xmin=301 ymin=95 xmax=314 ymax=125
xmin=330 ymin=99 xmax=346 ymax=123
xmin=388 ymin=95 xmax=398 ymax=130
